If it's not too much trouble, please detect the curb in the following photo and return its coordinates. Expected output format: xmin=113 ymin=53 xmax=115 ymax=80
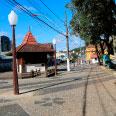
xmin=100 ymin=66 xmax=116 ymax=76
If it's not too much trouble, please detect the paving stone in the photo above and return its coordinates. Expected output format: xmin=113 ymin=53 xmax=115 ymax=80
xmin=0 ymin=104 xmax=29 ymax=116
xmin=0 ymin=64 xmax=116 ymax=116
xmin=0 ymin=99 xmax=11 ymax=103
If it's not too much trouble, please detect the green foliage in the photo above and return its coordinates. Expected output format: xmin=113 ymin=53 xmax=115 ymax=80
xmin=67 ymin=0 xmax=116 ymax=56
xmin=67 ymin=0 xmax=116 ymax=46
xmin=71 ymin=53 xmax=78 ymax=62
xmin=71 ymin=46 xmax=85 ymax=52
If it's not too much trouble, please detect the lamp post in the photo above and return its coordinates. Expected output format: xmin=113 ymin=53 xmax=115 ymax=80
xmin=52 ymin=39 xmax=57 ymax=76
xmin=8 ymin=11 xmax=19 ymax=95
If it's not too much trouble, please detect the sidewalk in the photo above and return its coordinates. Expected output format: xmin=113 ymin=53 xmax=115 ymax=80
xmin=0 ymin=64 xmax=116 ymax=116
xmin=100 ymin=65 xmax=116 ymax=76
xmin=0 ymin=66 xmax=89 ymax=116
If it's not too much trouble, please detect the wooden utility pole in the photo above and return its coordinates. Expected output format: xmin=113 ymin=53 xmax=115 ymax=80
xmin=54 ymin=44 xmax=57 ymax=76
xmin=65 ymin=11 xmax=70 ymax=71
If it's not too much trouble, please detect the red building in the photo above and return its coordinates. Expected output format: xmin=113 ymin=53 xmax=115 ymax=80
xmin=16 ymin=30 xmax=54 ymax=75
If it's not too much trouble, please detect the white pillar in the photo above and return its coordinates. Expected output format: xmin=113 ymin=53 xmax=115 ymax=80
xmin=19 ymin=65 xmax=22 ymax=73
xmin=67 ymin=58 xmax=70 ymax=71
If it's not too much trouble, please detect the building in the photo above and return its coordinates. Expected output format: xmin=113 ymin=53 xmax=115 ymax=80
xmin=56 ymin=51 xmax=67 ymax=61
xmin=0 ymin=36 xmax=11 ymax=53
xmin=16 ymin=30 xmax=54 ymax=74
xmin=0 ymin=36 xmax=12 ymax=72
xmin=0 ymin=55 xmax=12 ymax=72
xmin=85 ymin=44 xmax=98 ymax=64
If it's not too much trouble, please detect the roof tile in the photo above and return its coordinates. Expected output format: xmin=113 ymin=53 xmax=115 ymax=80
xmin=17 ymin=31 xmax=54 ymax=53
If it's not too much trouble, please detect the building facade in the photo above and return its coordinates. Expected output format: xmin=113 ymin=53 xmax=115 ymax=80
xmin=0 ymin=36 xmax=11 ymax=53
xmin=56 ymin=51 xmax=67 ymax=61
xmin=0 ymin=36 xmax=12 ymax=72
xmin=85 ymin=44 xmax=98 ymax=64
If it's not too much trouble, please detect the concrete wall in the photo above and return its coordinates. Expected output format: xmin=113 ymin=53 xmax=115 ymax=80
xmin=91 ymin=59 xmax=98 ymax=64
xmin=25 ymin=64 xmax=45 ymax=73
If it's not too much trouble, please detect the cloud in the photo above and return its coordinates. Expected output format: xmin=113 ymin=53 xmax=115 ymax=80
xmin=53 ymin=33 xmax=66 ymax=43
xmin=0 ymin=31 xmax=8 ymax=36
xmin=13 ymin=5 xmax=36 ymax=12
xmin=24 ymin=6 xmax=36 ymax=11
xmin=16 ymin=34 xmax=24 ymax=39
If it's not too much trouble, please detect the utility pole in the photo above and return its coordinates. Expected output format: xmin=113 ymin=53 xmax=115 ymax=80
xmin=65 ymin=11 xmax=70 ymax=71
xmin=52 ymin=39 xmax=57 ymax=76
xmin=80 ymin=41 xmax=82 ymax=64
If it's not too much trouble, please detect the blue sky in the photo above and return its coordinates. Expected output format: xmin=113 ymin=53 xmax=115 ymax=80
xmin=0 ymin=0 xmax=88 ymax=51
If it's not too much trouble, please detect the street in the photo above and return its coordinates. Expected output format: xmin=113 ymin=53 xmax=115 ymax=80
xmin=0 ymin=64 xmax=116 ymax=116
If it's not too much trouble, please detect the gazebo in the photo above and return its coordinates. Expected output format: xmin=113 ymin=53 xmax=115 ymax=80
xmin=16 ymin=30 xmax=54 ymax=76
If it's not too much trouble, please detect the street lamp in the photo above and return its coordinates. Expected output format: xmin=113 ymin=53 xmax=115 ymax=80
xmin=8 ymin=10 xmax=19 ymax=95
xmin=52 ymin=39 xmax=57 ymax=76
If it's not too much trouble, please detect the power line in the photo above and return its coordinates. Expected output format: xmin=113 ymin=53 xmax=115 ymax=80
xmin=27 ymin=0 xmax=65 ymax=32
xmin=39 ymin=0 xmax=65 ymax=24
xmin=28 ymin=0 xmax=44 ymax=15
xmin=7 ymin=0 xmax=78 ymax=50
xmin=28 ymin=0 xmax=65 ymax=30
xmin=5 ymin=0 xmax=78 ymax=51
xmin=6 ymin=0 xmax=49 ymax=34
xmin=69 ymin=38 xmax=78 ymax=49
xmin=6 ymin=0 xmax=66 ymax=37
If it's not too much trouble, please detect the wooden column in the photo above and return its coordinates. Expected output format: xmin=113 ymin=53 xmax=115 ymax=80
xmin=45 ymin=63 xmax=48 ymax=77
xmin=17 ymin=57 xmax=25 ymax=73
xmin=21 ymin=57 xmax=25 ymax=73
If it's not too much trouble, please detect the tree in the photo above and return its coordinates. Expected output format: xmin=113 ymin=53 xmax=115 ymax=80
xmin=67 ymin=0 xmax=116 ymax=64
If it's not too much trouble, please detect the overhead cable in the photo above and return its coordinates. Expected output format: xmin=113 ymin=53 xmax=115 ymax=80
xmin=39 ymin=0 xmax=65 ymax=24
xmin=6 ymin=0 xmax=66 ymax=37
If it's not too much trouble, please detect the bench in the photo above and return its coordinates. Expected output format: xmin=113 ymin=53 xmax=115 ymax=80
xmin=21 ymin=70 xmax=41 ymax=79
xmin=21 ymin=72 xmax=32 ymax=79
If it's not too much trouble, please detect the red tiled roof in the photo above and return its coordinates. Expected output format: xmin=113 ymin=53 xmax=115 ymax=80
xmin=16 ymin=31 xmax=54 ymax=53
xmin=22 ymin=31 xmax=37 ymax=45
xmin=17 ymin=43 xmax=54 ymax=52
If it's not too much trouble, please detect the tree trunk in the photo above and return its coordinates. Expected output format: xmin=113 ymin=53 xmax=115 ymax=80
xmin=95 ymin=44 xmax=101 ymax=65
xmin=100 ymin=42 xmax=104 ymax=55
xmin=105 ymin=40 xmax=114 ymax=55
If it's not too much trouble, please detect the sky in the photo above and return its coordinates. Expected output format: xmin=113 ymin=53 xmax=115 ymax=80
xmin=0 ymin=0 xmax=85 ymax=51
